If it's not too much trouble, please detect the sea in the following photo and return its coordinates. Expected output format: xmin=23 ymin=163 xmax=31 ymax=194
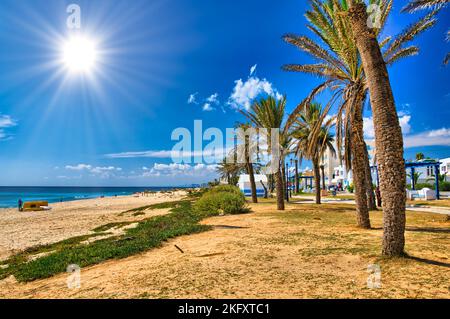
xmin=0 ymin=186 xmax=184 ymax=208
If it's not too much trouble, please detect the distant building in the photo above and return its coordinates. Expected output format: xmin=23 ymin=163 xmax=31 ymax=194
xmin=238 ymin=174 xmax=268 ymax=197
xmin=319 ymin=141 xmax=377 ymax=188
xmin=406 ymin=158 xmax=450 ymax=185
xmin=439 ymin=157 xmax=450 ymax=182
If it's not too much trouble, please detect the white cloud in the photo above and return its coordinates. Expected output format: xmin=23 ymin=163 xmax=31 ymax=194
xmin=187 ymin=92 xmax=199 ymax=105
xmin=250 ymin=64 xmax=257 ymax=76
xmin=90 ymin=166 xmax=122 ymax=174
xmin=105 ymin=147 xmax=231 ymax=159
xmin=399 ymin=115 xmax=411 ymax=135
xmin=65 ymin=164 xmax=92 ymax=171
xmin=0 ymin=115 xmax=16 ymax=128
xmin=404 ymin=128 xmax=450 ymax=148
xmin=65 ymin=164 xmax=122 ymax=178
xmin=206 ymin=93 xmax=219 ymax=104
xmin=202 ymin=103 xmax=214 ymax=111
xmin=0 ymin=115 xmax=17 ymax=141
xmin=426 ymin=128 xmax=450 ymax=137
xmin=363 ymin=112 xmax=450 ymax=149
xmin=228 ymin=76 xmax=281 ymax=110
xmin=142 ymin=163 xmax=218 ymax=178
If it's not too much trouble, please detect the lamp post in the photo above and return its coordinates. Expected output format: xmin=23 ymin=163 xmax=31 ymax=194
xmin=285 ymin=162 xmax=289 ymax=202
xmin=290 ymin=159 xmax=294 ymax=198
xmin=435 ymin=164 xmax=440 ymax=200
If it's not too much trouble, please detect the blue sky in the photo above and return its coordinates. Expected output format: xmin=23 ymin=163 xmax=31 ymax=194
xmin=0 ymin=0 xmax=449 ymax=186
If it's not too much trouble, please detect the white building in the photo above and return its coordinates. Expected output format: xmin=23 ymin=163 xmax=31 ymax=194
xmin=320 ymin=141 xmax=377 ymax=188
xmin=238 ymin=174 xmax=268 ymax=197
xmin=405 ymin=158 xmax=450 ymax=185
xmin=439 ymin=157 xmax=450 ymax=182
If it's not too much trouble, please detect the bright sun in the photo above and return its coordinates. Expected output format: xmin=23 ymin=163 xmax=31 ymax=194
xmin=62 ymin=36 xmax=98 ymax=73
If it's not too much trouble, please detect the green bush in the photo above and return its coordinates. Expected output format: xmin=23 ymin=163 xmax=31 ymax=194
xmin=406 ymin=181 xmax=450 ymax=191
xmin=346 ymin=183 xmax=354 ymax=193
xmin=194 ymin=186 xmax=249 ymax=216
xmin=208 ymin=184 xmax=243 ymax=196
xmin=439 ymin=181 xmax=450 ymax=191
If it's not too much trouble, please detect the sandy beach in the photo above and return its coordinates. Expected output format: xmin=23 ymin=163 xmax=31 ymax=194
xmin=0 ymin=200 xmax=448 ymax=299
xmin=0 ymin=190 xmax=188 ymax=261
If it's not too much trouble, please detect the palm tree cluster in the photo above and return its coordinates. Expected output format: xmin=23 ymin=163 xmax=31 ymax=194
xmin=216 ymin=0 xmax=441 ymax=257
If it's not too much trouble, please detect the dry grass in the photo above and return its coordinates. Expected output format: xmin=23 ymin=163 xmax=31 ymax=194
xmin=0 ymin=199 xmax=448 ymax=299
xmin=407 ymin=199 xmax=450 ymax=208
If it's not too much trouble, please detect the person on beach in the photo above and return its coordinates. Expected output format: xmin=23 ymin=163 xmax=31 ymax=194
xmin=18 ymin=198 xmax=23 ymax=212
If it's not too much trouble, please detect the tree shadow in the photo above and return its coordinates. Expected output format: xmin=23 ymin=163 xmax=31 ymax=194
xmin=405 ymin=255 xmax=450 ymax=268
xmin=212 ymin=225 xmax=249 ymax=229
xmin=406 ymin=227 xmax=450 ymax=234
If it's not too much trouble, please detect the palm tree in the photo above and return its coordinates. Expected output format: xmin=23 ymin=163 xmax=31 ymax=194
xmin=283 ymin=0 xmax=436 ymax=229
xmin=416 ymin=152 xmax=425 ymax=161
xmin=402 ymin=0 xmax=449 ymax=64
xmin=347 ymin=1 xmax=408 ymax=256
xmin=242 ymin=96 xmax=288 ymax=210
xmin=407 ymin=171 xmax=423 ymax=186
xmin=291 ymin=102 xmax=336 ymax=204
xmin=216 ymin=158 xmax=241 ymax=186
xmin=236 ymin=122 xmax=258 ymax=203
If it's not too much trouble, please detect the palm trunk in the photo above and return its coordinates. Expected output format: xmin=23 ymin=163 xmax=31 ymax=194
xmin=269 ymin=174 xmax=275 ymax=194
xmin=275 ymin=164 xmax=285 ymax=210
xmin=282 ymin=162 xmax=287 ymax=198
xmin=364 ymin=143 xmax=377 ymax=210
xmin=247 ymin=162 xmax=258 ymax=203
xmin=295 ymin=159 xmax=299 ymax=193
xmin=245 ymin=134 xmax=257 ymax=203
xmin=351 ymin=101 xmax=371 ymax=229
xmin=320 ymin=165 xmax=326 ymax=190
xmin=349 ymin=3 xmax=406 ymax=256
xmin=313 ymin=158 xmax=321 ymax=204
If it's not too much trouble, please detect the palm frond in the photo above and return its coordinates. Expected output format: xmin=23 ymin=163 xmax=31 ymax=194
xmin=402 ymin=0 xmax=449 ymax=13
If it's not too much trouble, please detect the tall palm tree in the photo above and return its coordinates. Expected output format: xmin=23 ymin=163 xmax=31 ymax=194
xmin=283 ymin=0 xmax=436 ymax=228
xmin=291 ymin=102 xmax=336 ymax=204
xmin=236 ymin=122 xmax=258 ymax=203
xmin=347 ymin=0 xmax=407 ymax=256
xmin=402 ymin=0 xmax=449 ymax=64
xmin=242 ymin=96 xmax=288 ymax=210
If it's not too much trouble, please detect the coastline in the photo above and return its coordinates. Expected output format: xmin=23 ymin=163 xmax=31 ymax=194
xmin=0 ymin=190 xmax=188 ymax=261
xmin=0 ymin=186 xmax=188 ymax=209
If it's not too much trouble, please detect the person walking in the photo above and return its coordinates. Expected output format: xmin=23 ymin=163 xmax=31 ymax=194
xmin=18 ymin=198 xmax=23 ymax=212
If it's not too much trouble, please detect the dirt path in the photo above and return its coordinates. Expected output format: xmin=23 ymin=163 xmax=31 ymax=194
xmin=1 ymin=202 xmax=448 ymax=299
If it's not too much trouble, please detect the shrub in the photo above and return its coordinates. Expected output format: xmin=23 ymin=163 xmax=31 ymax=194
xmin=194 ymin=186 xmax=249 ymax=216
xmin=346 ymin=183 xmax=354 ymax=193
xmin=208 ymin=184 xmax=243 ymax=196
xmin=439 ymin=181 xmax=450 ymax=191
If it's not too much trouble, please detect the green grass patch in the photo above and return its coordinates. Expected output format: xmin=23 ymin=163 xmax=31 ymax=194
xmin=1 ymin=193 xmax=251 ymax=283
xmin=0 ymin=200 xmax=219 ymax=282
xmin=92 ymin=222 xmax=135 ymax=233
xmin=118 ymin=200 xmax=185 ymax=216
